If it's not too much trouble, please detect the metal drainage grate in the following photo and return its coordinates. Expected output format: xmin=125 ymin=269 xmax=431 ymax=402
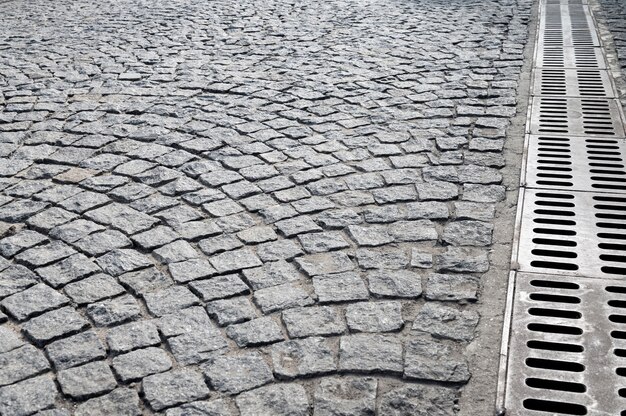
xmin=504 ymin=272 xmax=626 ymax=416
xmin=524 ymin=134 xmax=626 ymax=193
xmin=516 ymin=189 xmax=626 ymax=279
xmin=530 ymin=97 xmax=625 ymax=136
xmin=545 ymin=0 xmax=587 ymax=5
xmin=539 ymin=5 xmax=599 ymax=50
xmin=533 ymin=68 xmax=615 ymax=97
xmin=537 ymin=45 xmax=606 ymax=69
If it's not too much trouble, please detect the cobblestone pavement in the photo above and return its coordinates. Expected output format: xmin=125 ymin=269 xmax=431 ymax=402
xmin=596 ymin=0 xmax=626 ymax=106
xmin=0 ymin=0 xmax=531 ymax=414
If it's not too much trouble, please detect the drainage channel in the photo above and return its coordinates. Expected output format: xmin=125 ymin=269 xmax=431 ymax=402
xmin=499 ymin=0 xmax=626 ymax=415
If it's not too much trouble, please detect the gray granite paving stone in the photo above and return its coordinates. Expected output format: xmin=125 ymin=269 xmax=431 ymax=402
xmin=86 ymin=294 xmax=141 ymax=327
xmin=0 ymin=345 xmax=50 ymax=387
xmin=74 ymin=388 xmax=142 ymax=416
xmin=46 ymin=330 xmax=106 ymax=370
xmin=203 ymin=353 xmax=273 ymax=394
xmin=226 ymin=317 xmax=285 ymax=347
xmin=112 ymin=347 xmax=173 ymax=382
xmin=313 ymin=377 xmax=377 ymax=416
xmin=338 ymin=334 xmax=403 ymax=374
xmin=235 ymin=384 xmax=309 ymax=416
xmin=142 ymin=369 xmax=210 ymax=411
xmin=23 ymin=306 xmax=89 ymax=345
xmin=57 ymin=360 xmax=117 ymax=400
xmin=0 ymin=326 xmax=24 ymax=353
xmin=270 ymin=337 xmax=337 ymax=378
xmin=282 ymin=306 xmax=346 ymax=338
xmin=0 ymin=264 xmax=38 ymax=299
xmin=36 ymin=253 xmax=101 ymax=288
xmin=1 ymin=283 xmax=69 ymax=321
xmin=0 ymin=375 xmax=58 ymax=416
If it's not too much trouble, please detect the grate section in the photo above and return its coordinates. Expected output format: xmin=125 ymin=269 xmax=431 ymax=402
xmin=539 ymin=4 xmax=599 ymax=50
xmin=544 ymin=0 xmax=587 ymax=4
xmin=524 ymin=134 xmax=626 ymax=192
xmin=516 ymin=189 xmax=626 ymax=278
xmin=504 ymin=273 xmax=626 ymax=416
xmin=537 ymin=45 xmax=606 ymax=69
xmin=530 ymin=97 xmax=625 ymax=136
xmin=532 ymin=68 xmax=615 ymax=97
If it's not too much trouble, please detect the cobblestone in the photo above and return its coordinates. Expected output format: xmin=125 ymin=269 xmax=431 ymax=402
xmin=0 ymin=0 xmax=531 ymax=412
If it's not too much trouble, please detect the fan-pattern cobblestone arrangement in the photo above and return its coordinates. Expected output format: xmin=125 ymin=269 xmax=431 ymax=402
xmin=0 ymin=0 xmax=531 ymax=414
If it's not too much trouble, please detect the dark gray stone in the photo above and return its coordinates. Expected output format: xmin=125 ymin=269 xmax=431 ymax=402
xmin=339 ymin=334 xmax=403 ymax=374
xmin=226 ymin=317 xmax=284 ymax=347
xmin=378 ymin=384 xmax=457 ymax=416
xmin=1 ymin=283 xmax=69 ymax=321
xmin=23 ymin=306 xmax=89 ymax=345
xmin=404 ymin=336 xmax=470 ymax=382
xmin=236 ymin=384 xmax=309 ymax=416
xmin=0 ymin=376 xmax=57 ymax=416
xmin=57 ymin=360 xmax=117 ymax=399
xmin=313 ymin=377 xmax=377 ymax=416
xmin=112 ymin=347 xmax=173 ymax=382
xmin=75 ymin=388 xmax=142 ymax=416
xmin=142 ymin=369 xmax=210 ymax=411
xmin=270 ymin=337 xmax=337 ymax=378
xmin=203 ymin=353 xmax=273 ymax=394
xmin=0 ymin=345 xmax=50 ymax=387
xmin=106 ymin=320 xmax=161 ymax=353
xmin=345 ymin=301 xmax=404 ymax=333
xmin=313 ymin=272 xmax=368 ymax=303
xmin=282 ymin=306 xmax=346 ymax=338
xmin=46 ymin=330 xmax=106 ymax=370
xmin=367 ymin=270 xmax=422 ymax=298
xmin=86 ymin=295 xmax=141 ymax=327
xmin=411 ymin=303 xmax=479 ymax=341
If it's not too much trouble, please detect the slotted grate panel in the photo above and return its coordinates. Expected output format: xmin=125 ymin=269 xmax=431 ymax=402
xmin=524 ymin=135 xmax=626 ymax=192
xmin=537 ymin=45 xmax=606 ymax=69
xmin=530 ymin=97 xmax=625 ymax=136
xmin=516 ymin=189 xmax=626 ymax=279
xmin=533 ymin=68 xmax=615 ymax=97
xmin=545 ymin=0 xmax=587 ymax=4
xmin=538 ymin=4 xmax=599 ymax=50
xmin=505 ymin=273 xmax=626 ymax=416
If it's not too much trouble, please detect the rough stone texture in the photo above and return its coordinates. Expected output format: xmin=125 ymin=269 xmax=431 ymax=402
xmin=404 ymin=337 xmax=470 ymax=383
xmin=203 ymin=353 xmax=273 ymax=394
xmin=0 ymin=0 xmax=532 ymax=411
xmin=271 ymin=337 xmax=337 ymax=378
xmin=314 ymin=377 xmax=377 ymax=416
xmin=0 ymin=376 xmax=58 ymax=416
xmin=142 ymin=369 xmax=210 ymax=412
xmin=339 ymin=334 xmax=403 ymax=374
xmin=235 ymin=384 xmax=309 ymax=416
xmin=379 ymin=384 xmax=457 ymax=416
xmin=74 ymin=388 xmax=142 ymax=416
xmin=57 ymin=361 xmax=117 ymax=400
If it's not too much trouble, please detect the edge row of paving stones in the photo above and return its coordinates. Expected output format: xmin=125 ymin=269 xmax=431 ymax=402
xmin=0 ymin=0 xmax=533 ymax=414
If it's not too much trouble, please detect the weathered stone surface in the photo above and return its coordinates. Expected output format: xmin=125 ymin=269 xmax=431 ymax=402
xmin=379 ymin=384 xmax=457 ymax=416
xmin=226 ymin=317 xmax=284 ymax=347
xmin=411 ymin=303 xmax=479 ymax=341
xmin=23 ymin=306 xmax=89 ymax=345
xmin=63 ymin=273 xmax=125 ymax=305
xmin=46 ymin=330 xmax=106 ymax=370
xmin=242 ymin=260 xmax=302 ymax=290
xmin=0 ymin=326 xmax=24 ymax=353
xmin=424 ymin=273 xmax=479 ymax=301
xmin=367 ymin=269 xmax=422 ymax=298
xmin=236 ymin=384 xmax=309 ymax=416
xmin=143 ymin=369 xmax=210 ymax=411
xmin=442 ymin=220 xmax=493 ymax=246
xmin=313 ymin=272 xmax=368 ymax=303
xmin=271 ymin=337 xmax=337 ymax=378
xmin=0 ymin=265 xmax=38 ymax=298
xmin=75 ymin=388 xmax=142 ymax=416
xmin=96 ymin=249 xmax=152 ymax=276
xmin=165 ymin=399 xmax=235 ymax=416
xmin=0 ymin=376 xmax=57 ymax=416
xmin=203 ymin=353 xmax=273 ymax=394
xmin=338 ymin=334 xmax=403 ymax=374
xmin=314 ymin=377 xmax=377 ymax=416
xmin=253 ymin=283 xmax=314 ymax=313
xmin=404 ymin=337 xmax=470 ymax=383
xmin=57 ymin=360 xmax=117 ymax=399
xmin=345 ymin=301 xmax=404 ymax=333
xmin=210 ymin=248 xmax=262 ymax=273
xmin=144 ymin=286 xmax=200 ymax=317
xmin=0 ymin=345 xmax=50 ymax=387
xmin=36 ymin=253 xmax=101 ymax=288
xmin=189 ymin=274 xmax=249 ymax=302
xmin=1 ymin=283 xmax=68 ymax=321
xmin=112 ymin=347 xmax=173 ymax=382
xmin=282 ymin=306 xmax=346 ymax=338
xmin=86 ymin=295 xmax=141 ymax=327
xmin=295 ymin=252 xmax=354 ymax=276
